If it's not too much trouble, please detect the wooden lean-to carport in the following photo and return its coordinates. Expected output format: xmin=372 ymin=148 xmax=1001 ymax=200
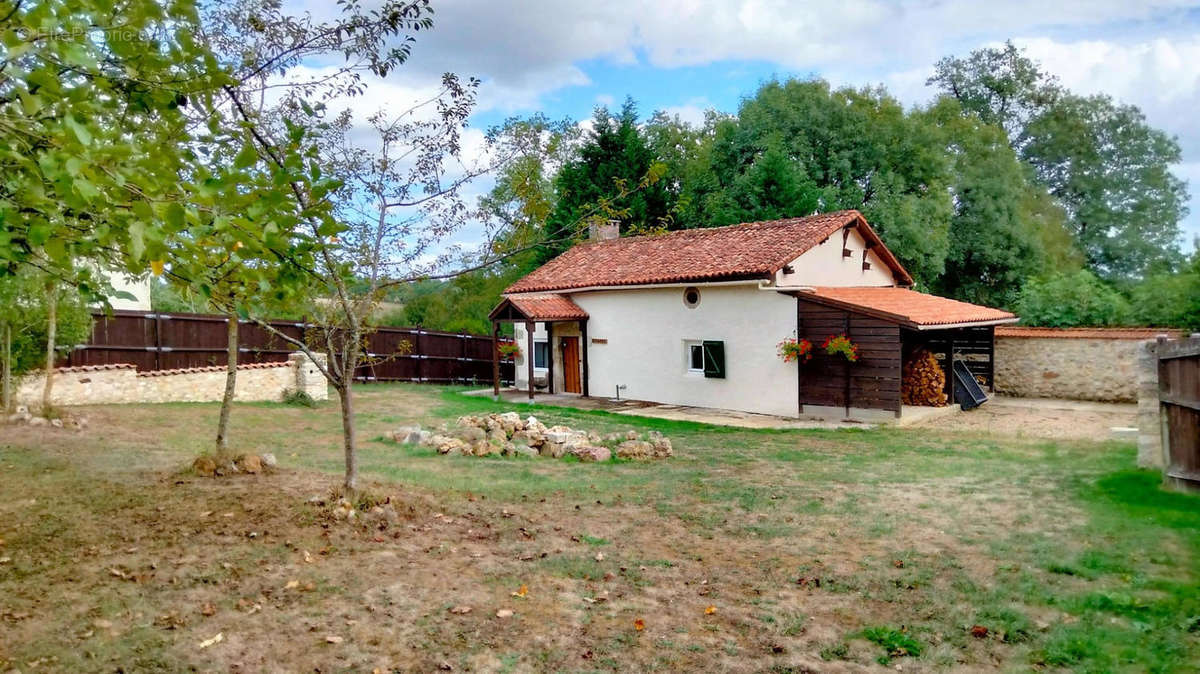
xmin=782 ymin=287 xmax=1018 ymax=418
xmin=488 ymin=294 xmax=590 ymax=401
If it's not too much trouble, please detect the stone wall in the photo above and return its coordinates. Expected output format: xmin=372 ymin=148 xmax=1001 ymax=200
xmin=994 ymin=328 xmax=1180 ymax=403
xmin=15 ymin=352 xmax=328 ymax=407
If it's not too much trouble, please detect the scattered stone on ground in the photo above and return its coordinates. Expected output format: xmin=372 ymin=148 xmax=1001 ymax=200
xmin=192 ymin=452 xmax=276 ymax=478
xmin=236 ymin=454 xmax=263 ymax=474
xmin=4 ymin=405 xmax=90 ymax=431
xmin=386 ymin=412 xmax=673 ymax=462
xmin=192 ymin=456 xmax=218 ymax=477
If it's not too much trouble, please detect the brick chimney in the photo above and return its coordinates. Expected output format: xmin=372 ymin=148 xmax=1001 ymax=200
xmin=589 ymin=219 xmax=620 ymax=241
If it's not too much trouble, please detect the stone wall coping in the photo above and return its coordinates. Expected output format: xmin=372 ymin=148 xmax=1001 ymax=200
xmin=136 ymin=361 xmax=291 ymax=377
xmin=997 ymin=327 xmax=1184 ymax=340
xmin=42 ymin=363 xmax=138 ymax=374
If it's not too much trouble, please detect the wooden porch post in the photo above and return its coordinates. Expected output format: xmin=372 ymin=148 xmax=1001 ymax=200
xmin=580 ymin=319 xmax=589 ymax=397
xmin=796 ymin=298 xmax=803 ymax=416
xmin=946 ymin=336 xmax=957 ymax=405
xmin=525 ymin=320 xmax=535 ymax=401
xmin=547 ymin=322 xmax=555 ymax=394
xmin=491 ymin=320 xmax=500 ymax=401
xmin=986 ymin=326 xmax=995 ymax=392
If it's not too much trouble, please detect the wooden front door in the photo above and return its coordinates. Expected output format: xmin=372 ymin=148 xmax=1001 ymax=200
xmin=561 ymin=336 xmax=581 ymax=394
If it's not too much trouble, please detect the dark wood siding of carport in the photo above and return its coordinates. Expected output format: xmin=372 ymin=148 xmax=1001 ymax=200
xmin=796 ymin=297 xmax=902 ymax=414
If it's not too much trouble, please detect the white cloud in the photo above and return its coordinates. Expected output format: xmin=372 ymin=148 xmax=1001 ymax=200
xmin=659 ymin=99 xmax=711 ymax=126
xmin=281 ymin=0 xmax=1200 ymax=251
xmin=1015 ymin=36 xmax=1200 ymax=153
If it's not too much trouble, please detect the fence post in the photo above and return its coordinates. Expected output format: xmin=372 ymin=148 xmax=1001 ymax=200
xmin=414 ymin=330 xmax=422 ymax=383
xmin=153 ymin=313 xmax=162 ymax=370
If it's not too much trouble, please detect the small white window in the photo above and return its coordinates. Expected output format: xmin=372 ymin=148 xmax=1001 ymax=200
xmin=686 ymin=341 xmax=704 ymax=374
xmin=533 ymin=340 xmax=549 ymax=369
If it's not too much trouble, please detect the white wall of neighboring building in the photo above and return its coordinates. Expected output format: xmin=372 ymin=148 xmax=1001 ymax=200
xmin=774 ymin=227 xmax=895 ymax=288
xmin=514 ymin=283 xmax=799 ymax=418
xmin=101 ymin=272 xmax=152 ymax=311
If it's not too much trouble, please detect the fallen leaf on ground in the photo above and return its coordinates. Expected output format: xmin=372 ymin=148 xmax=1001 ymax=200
xmin=449 ymin=605 xmax=472 ymax=614
xmin=325 ymin=635 xmax=344 ymax=644
xmin=970 ymin=625 xmax=989 ymax=638
xmin=200 ymin=603 xmax=216 ymax=617
xmin=303 ymin=550 xmax=313 ymax=563
xmin=495 ymin=609 xmax=514 ymax=618
xmin=634 ymin=618 xmax=645 ymax=631
xmin=583 ymin=591 xmax=609 ymax=604
xmin=511 ymin=584 xmax=528 ymax=598
xmin=285 ymin=580 xmax=300 ymax=589
xmin=198 ymin=632 xmax=223 ymax=649
xmin=594 ymin=552 xmax=604 ymax=562
xmin=705 ymin=605 xmax=716 ymax=615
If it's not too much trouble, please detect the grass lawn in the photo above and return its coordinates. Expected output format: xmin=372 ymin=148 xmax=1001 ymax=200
xmin=1 ymin=383 xmax=1198 ymax=672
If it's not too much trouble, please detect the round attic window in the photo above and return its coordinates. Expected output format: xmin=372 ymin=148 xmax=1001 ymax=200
xmin=683 ymin=286 xmax=701 ymax=308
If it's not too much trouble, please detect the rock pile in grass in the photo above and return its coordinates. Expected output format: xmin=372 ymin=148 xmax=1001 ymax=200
xmin=386 ymin=412 xmax=672 ymax=462
xmin=5 ymin=405 xmax=89 ymax=430
xmin=192 ymin=452 xmax=277 ymax=478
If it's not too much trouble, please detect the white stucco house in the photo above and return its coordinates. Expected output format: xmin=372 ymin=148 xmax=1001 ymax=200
xmin=489 ymin=211 xmax=1017 ymax=420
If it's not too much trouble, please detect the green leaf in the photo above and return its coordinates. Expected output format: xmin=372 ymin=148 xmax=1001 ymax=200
xmin=18 ymin=90 xmax=41 ymax=115
xmin=128 ymin=220 xmax=146 ymax=261
xmin=28 ymin=222 xmax=51 ymax=246
xmin=234 ymin=141 xmax=258 ymax=169
xmin=165 ymin=202 xmax=186 ymax=230
xmin=65 ymin=115 xmax=92 ymax=146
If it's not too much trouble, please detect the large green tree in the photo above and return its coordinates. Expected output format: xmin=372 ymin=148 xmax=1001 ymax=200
xmin=0 ymin=0 xmax=223 ymax=292
xmin=676 ymin=79 xmax=954 ymax=285
xmin=1021 ymin=94 xmax=1187 ymax=279
xmin=541 ymin=99 xmax=673 ymax=260
xmin=929 ymin=42 xmax=1189 ymax=281
xmin=924 ymin=98 xmax=1075 ymax=307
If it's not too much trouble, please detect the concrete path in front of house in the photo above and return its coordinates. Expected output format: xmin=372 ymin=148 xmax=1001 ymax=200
xmin=463 ymin=389 xmax=1139 ymax=439
xmin=462 ymin=389 xmax=871 ymax=430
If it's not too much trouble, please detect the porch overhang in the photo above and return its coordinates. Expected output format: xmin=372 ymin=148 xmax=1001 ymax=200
xmin=488 ymin=294 xmax=590 ymax=401
xmin=488 ymin=294 xmax=588 ymax=322
xmin=782 ymin=286 xmax=1018 ymax=330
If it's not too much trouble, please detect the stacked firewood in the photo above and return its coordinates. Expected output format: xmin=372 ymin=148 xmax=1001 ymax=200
xmin=901 ymin=349 xmax=948 ymax=407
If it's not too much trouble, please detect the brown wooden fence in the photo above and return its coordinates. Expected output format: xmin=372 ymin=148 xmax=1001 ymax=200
xmin=1157 ymin=335 xmax=1200 ymax=493
xmin=63 ymin=310 xmax=513 ymax=385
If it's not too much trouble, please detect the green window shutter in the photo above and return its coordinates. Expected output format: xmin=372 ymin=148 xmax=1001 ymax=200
xmin=702 ymin=340 xmax=725 ymax=379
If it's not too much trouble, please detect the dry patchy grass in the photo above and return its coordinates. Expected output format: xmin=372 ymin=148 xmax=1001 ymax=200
xmin=0 ymin=384 xmax=1197 ymax=672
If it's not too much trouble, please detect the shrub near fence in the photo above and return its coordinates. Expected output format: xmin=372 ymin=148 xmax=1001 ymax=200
xmin=63 ymin=311 xmax=514 ymax=386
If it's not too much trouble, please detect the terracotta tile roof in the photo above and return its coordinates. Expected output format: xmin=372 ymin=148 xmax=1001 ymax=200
xmin=996 ymin=326 xmax=1184 ymax=340
xmin=136 ymin=361 xmax=290 ymax=377
xmin=506 ymin=210 xmax=912 ymax=293
xmin=491 ymin=294 xmax=588 ymax=321
xmin=51 ymin=363 xmax=137 ymax=373
xmin=801 ymin=287 xmax=1017 ymax=329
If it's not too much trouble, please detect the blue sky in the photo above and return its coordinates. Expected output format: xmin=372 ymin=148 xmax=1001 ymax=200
xmin=307 ymin=0 xmax=1200 ymax=250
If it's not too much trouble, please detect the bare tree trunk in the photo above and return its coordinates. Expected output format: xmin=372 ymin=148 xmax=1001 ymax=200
xmin=41 ymin=281 xmax=57 ymax=416
xmin=337 ymin=331 xmax=362 ymax=496
xmin=337 ymin=381 xmax=358 ymax=497
xmin=2 ymin=322 xmax=11 ymax=413
xmin=214 ymin=312 xmax=238 ymax=458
